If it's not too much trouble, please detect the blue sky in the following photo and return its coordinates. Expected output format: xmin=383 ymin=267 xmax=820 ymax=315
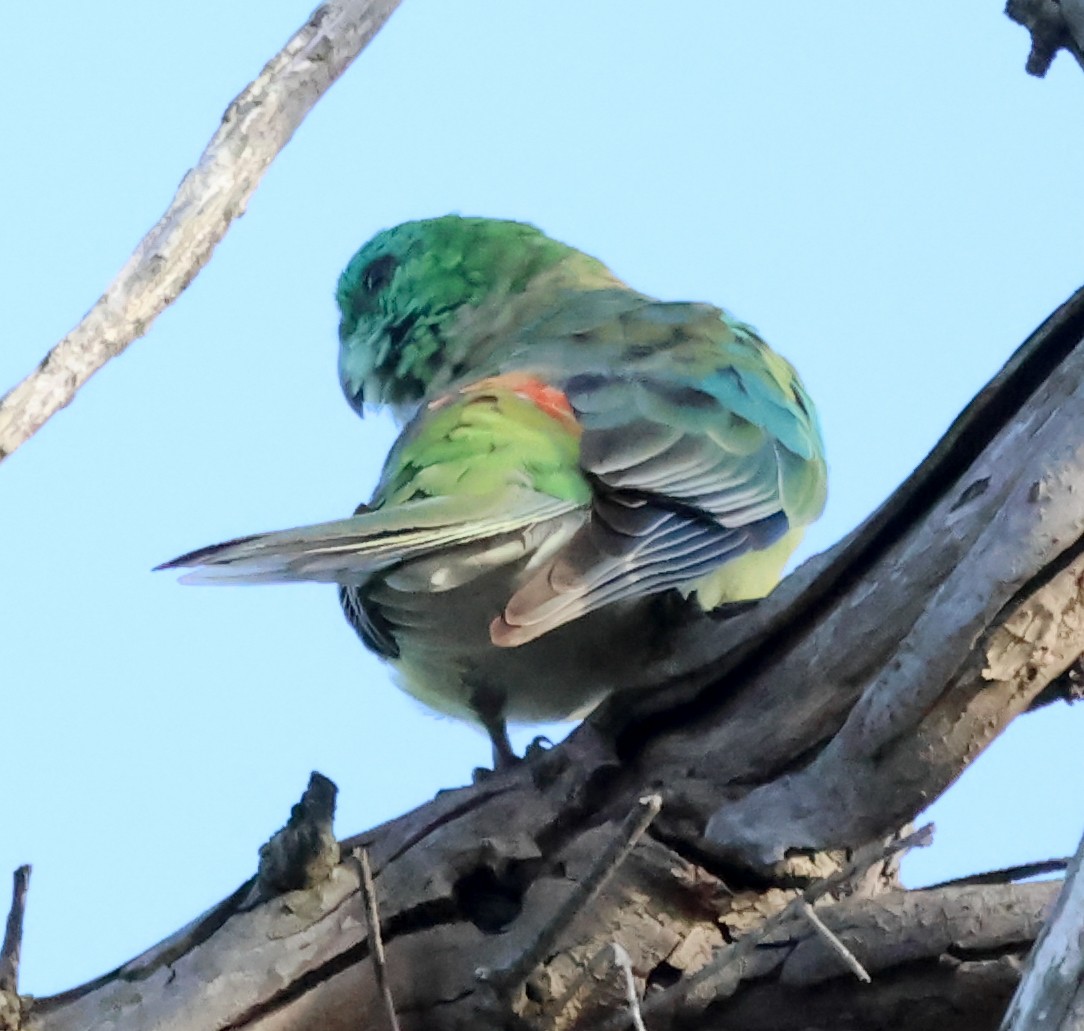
xmin=3 ymin=2 xmax=1083 ymax=996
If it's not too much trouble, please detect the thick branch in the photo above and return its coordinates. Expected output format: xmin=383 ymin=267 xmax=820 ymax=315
xmin=0 ymin=0 xmax=400 ymax=462
xmin=1001 ymin=826 xmax=1084 ymax=1029
xmin=23 ymin=843 xmax=1056 ymax=1031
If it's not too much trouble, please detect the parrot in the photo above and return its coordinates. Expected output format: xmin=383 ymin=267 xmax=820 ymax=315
xmin=159 ymin=216 xmax=827 ymax=768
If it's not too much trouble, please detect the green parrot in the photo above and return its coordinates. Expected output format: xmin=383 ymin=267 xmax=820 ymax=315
xmin=160 ymin=216 xmax=827 ymax=767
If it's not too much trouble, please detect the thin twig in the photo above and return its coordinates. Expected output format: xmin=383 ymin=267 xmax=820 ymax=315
xmin=355 ymin=847 xmax=401 ymax=1031
xmin=480 ymin=793 xmax=662 ymax=996
xmin=797 ymin=899 xmax=871 ymax=983
xmin=922 ymin=856 xmax=1069 ymax=891
xmin=611 ymin=944 xmax=647 ymax=1031
xmin=0 ymin=0 xmax=401 ymax=463
xmin=599 ymin=825 xmax=932 ymax=1031
xmin=0 ymin=866 xmax=30 ymax=994
xmin=547 ymin=942 xmax=646 ymax=1031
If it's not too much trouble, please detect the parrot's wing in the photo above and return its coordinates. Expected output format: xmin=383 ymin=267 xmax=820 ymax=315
xmin=491 ymin=303 xmax=827 ymax=646
xmin=156 ymin=487 xmax=578 ymax=586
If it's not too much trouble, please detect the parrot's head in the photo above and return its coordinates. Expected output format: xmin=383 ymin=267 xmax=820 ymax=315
xmin=336 ymin=215 xmax=614 ymax=416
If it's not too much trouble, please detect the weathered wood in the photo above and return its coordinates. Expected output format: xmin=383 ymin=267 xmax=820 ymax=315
xmin=0 ymin=867 xmax=30 ymax=995
xmin=0 ymin=0 xmax=401 ymax=462
xmin=1000 ymin=827 xmax=1084 ymax=1030
xmin=0 ymin=867 xmax=29 ymax=1031
xmin=22 ymin=854 xmax=1057 ymax=1031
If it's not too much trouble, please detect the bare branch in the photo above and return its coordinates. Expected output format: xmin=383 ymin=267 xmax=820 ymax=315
xmin=922 ymin=857 xmax=1070 ymax=891
xmin=354 ymin=848 xmax=401 ymax=1031
xmin=0 ymin=0 xmax=400 ymax=463
xmin=0 ymin=866 xmax=30 ymax=1031
xmin=1000 ymin=825 xmax=1084 ymax=1030
xmin=611 ymin=943 xmax=647 ymax=1031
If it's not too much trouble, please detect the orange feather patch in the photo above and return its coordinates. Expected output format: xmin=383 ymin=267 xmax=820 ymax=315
xmin=457 ymin=373 xmax=580 ymax=431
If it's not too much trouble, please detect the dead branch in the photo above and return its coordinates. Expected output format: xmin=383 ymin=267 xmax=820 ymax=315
xmin=0 ymin=867 xmax=30 ymax=995
xmin=0 ymin=867 xmax=30 ymax=1031
xmin=1000 ymin=825 xmax=1084 ymax=1030
xmin=0 ymin=0 xmax=400 ymax=463
xmin=354 ymin=847 xmax=401 ymax=1031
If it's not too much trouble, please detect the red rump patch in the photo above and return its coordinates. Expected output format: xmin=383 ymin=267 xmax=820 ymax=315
xmin=465 ymin=373 xmax=577 ymax=427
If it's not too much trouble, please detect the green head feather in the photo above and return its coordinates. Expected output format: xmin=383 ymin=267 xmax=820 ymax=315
xmin=337 ymin=216 xmax=613 ymax=414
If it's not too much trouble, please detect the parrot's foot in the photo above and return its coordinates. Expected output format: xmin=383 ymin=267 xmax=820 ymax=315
xmin=470 ymin=684 xmax=519 ymax=773
xmin=488 ymin=730 xmax=520 ymax=772
xmin=523 ymin=735 xmax=553 ymax=761
xmin=469 ymin=738 xmax=518 ymax=784
xmin=708 ymin=598 xmax=761 ymax=620
xmin=471 ymin=734 xmax=554 ymax=783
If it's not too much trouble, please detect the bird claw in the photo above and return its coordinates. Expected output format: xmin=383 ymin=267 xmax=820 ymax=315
xmin=523 ymin=735 xmax=553 ymax=760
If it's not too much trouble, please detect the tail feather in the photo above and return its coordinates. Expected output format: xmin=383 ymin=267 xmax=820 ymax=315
xmin=156 ymin=488 xmax=578 ymax=587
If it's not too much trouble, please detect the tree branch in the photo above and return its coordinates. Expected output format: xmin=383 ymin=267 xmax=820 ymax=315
xmin=354 ymin=847 xmax=401 ymax=1031
xmin=0 ymin=866 xmax=30 ymax=1031
xmin=0 ymin=0 xmax=400 ymax=463
xmin=0 ymin=867 xmax=30 ymax=995
xmin=1000 ymin=825 xmax=1084 ymax=1030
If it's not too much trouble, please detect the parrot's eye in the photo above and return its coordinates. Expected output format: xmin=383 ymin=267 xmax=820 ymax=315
xmin=361 ymin=254 xmax=398 ymax=294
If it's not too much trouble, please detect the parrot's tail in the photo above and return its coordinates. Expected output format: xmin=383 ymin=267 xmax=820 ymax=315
xmin=155 ymin=488 xmax=579 ymax=587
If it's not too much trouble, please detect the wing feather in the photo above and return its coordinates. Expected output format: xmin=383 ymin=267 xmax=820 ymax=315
xmin=491 ymin=301 xmax=826 ymax=646
xmin=158 ymin=488 xmax=578 ymax=586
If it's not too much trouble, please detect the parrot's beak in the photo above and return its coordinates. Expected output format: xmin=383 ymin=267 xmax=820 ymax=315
xmin=338 ymin=324 xmax=388 ymax=418
xmin=339 ymin=366 xmax=366 ymax=418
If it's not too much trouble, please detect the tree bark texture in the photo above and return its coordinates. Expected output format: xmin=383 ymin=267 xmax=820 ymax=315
xmin=1000 ymin=827 xmax=1084 ymax=1029
xmin=11 ymin=288 xmax=1084 ymax=1030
